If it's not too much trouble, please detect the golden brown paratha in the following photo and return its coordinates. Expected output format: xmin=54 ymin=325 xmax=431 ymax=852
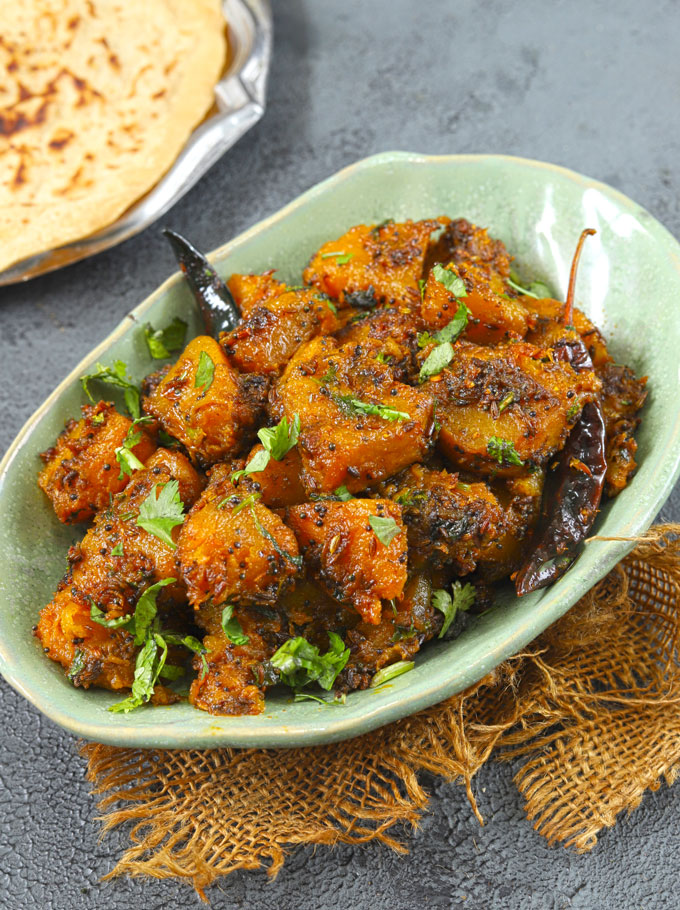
xmin=0 ymin=0 xmax=226 ymax=273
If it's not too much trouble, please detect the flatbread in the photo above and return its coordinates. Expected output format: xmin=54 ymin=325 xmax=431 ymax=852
xmin=0 ymin=0 xmax=226 ymax=272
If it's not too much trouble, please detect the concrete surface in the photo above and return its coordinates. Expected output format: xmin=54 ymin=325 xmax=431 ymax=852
xmin=1 ymin=1 xmax=679 ymax=907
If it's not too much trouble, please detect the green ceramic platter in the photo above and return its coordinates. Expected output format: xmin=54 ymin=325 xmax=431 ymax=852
xmin=2 ymin=152 xmax=680 ymax=748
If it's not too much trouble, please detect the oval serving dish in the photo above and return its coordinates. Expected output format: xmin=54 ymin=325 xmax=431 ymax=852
xmin=1 ymin=151 xmax=680 ymax=748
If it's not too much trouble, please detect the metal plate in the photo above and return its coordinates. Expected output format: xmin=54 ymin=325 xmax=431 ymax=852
xmin=0 ymin=0 xmax=272 ymax=286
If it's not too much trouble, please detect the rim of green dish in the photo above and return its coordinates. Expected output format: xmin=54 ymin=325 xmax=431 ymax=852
xmin=1 ymin=150 xmax=680 ymax=748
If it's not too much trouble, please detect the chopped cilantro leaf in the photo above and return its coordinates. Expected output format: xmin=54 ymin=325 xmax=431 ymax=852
xmin=370 ymin=660 xmax=414 ymax=688
xmin=368 ymin=514 xmax=401 ymax=546
xmin=507 ymin=273 xmax=553 ymax=300
xmin=334 ymin=484 xmax=353 ymax=501
xmin=321 ymin=251 xmax=353 ymax=265
xmin=334 ymin=394 xmax=410 ymax=422
xmin=131 ymin=578 xmax=176 ymax=645
xmin=232 ymin=414 xmax=301 ymax=483
xmin=232 ymin=491 xmax=262 ymax=514
xmin=136 ymin=481 xmax=185 ymax=549
xmin=432 ymin=263 xmax=468 ymax=298
xmin=434 ymin=302 xmax=470 ymax=344
xmin=80 ymin=360 xmax=141 ymax=419
xmin=419 ymin=340 xmax=454 ymax=381
xmin=143 ymin=317 xmax=188 ymax=359
xmin=111 ymin=542 xmax=124 ymax=557
xmin=259 ymin=414 xmax=300 ymax=461
xmin=250 ymin=504 xmax=303 ymax=568
xmin=567 ymin=403 xmax=580 ymax=421
xmin=67 ymin=649 xmax=86 ymax=685
xmin=270 ymin=632 xmax=349 ymax=691
xmin=221 ymin=604 xmax=250 ymax=646
xmin=194 ymin=350 xmax=215 ymax=392
xmin=498 ymin=391 xmax=515 ymax=413
xmin=231 ymin=448 xmax=270 ymax=484
xmin=432 ymin=581 xmax=475 ymax=638
xmin=89 ymin=599 xmax=133 ymax=629
xmin=109 ymin=636 xmax=163 ymax=713
xmin=114 ymin=416 xmax=152 ymax=480
xmin=487 ymin=436 xmax=524 ymax=466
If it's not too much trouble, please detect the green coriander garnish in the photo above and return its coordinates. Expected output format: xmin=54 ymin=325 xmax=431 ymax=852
xmin=269 ymin=632 xmax=349 ymax=691
xmin=231 ymin=413 xmax=302 ymax=483
xmin=232 ymin=491 xmax=262 ymax=515
xmin=81 ymin=360 xmax=141 ymax=419
xmin=368 ymin=514 xmax=401 ymax=546
xmin=143 ymin=317 xmax=187 ymax=359
xmin=431 ymin=263 xmax=468 ymax=299
xmin=567 ymin=403 xmax=580 ymax=421
xmin=334 ymin=394 xmax=410 ymax=422
xmin=114 ymin=416 xmax=152 ymax=480
xmin=221 ymin=604 xmax=250 ymax=646
xmin=136 ymin=480 xmax=185 ymax=549
xmin=321 ymin=251 xmax=353 ymax=265
xmin=194 ymin=350 xmax=215 ymax=392
xmin=370 ymin=660 xmax=414 ymax=688
xmin=507 ymin=272 xmax=553 ymax=300
xmin=67 ymin=649 xmax=86 ymax=684
xmin=111 ymin=542 xmax=124 ymax=557
xmin=497 ymin=391 xmax=515 ymax=413
xmin=417 ymin=299 xmax=470 ymax=381
xmin=89 ymin=599 xmax=134 ymax=629
xmin=432 ymin=581 xmax=475 ymax=638
xmin=419 ymin=341 xmax=454 ymax=381
xmin=487 ymin=436 xmax=524 ymax=466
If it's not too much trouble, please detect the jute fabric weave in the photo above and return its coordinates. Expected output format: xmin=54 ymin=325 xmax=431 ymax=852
xmin=81 ymin=525 xmax=680 ymax=899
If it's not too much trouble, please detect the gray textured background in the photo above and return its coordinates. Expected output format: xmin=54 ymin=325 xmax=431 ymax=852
xmin=1 ymin=1 xmax=679 ymax=907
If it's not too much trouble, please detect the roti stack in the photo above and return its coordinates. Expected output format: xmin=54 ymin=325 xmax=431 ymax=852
xmin=0 ymin=0 xmax=226 ymax=273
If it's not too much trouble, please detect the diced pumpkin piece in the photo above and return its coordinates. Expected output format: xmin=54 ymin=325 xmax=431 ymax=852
xmin=336 ymin=304 xmax=425 ymax=381
xmin=421 ymin=261 xmax=529 ymax=344
xmin=338 ymin=572 xmax=442 ymax=691
xmin=425 ymin=217 xmax=512 ymax=284
xmin=525 ymin=297 xmax=611 ymax=368
xmin=303 ymin=219 xmax=441 ymax=308
xmin=379 ymin=464 xmax=506 ymax=573
xmin=189 ymin=599 xmax=288 ymax=716
xmin=271 ymin=336 xmax=436 ymax=494
xmin=220 ymin=286 xmax=339 ymax=374
xmin=38 ymin=401 xmax=156 ymax=524
xmin=177 ymin=463 xmax=301 ymax=608
xmin=142 ymin=335 xmax=267 ymax=466
xmin=287 ymin=498 xmax=408 ymax=625
xmin=598 ymin=361 xmax=648 ymax=497
xmin=35 ymin=449 xmax=203 ymax=691
xmin=238 ymin=444 xmax=307 ymax=509
xmin=426 ymin=340 xmax=601 ymax=476
xmin=476 ymin=470 xmax=545 ymax=581
xmin=227 ymin=270 xmax=288 ymax=317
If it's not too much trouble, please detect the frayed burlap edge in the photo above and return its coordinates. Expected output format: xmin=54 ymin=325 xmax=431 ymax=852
xmin=81 ymin=524 xmax=680 ymax=900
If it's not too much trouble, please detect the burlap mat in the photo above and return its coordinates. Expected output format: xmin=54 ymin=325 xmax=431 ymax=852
xmin=81 ymin=524 xmax=680 ymax=900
